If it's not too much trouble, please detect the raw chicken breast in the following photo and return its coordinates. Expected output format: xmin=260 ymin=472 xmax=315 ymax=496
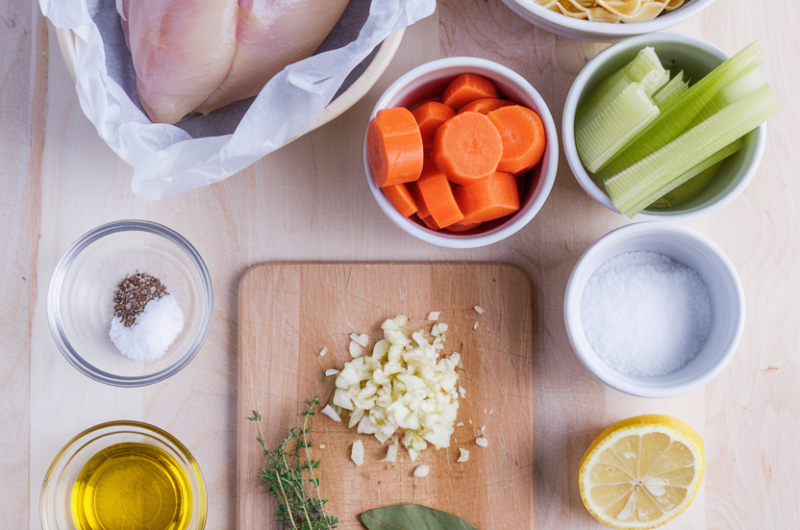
xmin=120 ymin=0 xmax=350 ymax=124
xmin=195 ymin=0 xmax=350 ymax=115
xmin=124 ymin=0 xmax=239 ymax=124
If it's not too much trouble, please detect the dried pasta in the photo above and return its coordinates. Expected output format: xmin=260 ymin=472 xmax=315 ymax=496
xmin=535 ymin=0 xmax=685 ymax=23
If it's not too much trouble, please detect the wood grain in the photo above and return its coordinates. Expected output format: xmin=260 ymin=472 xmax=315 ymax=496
xmin=3 ymin=1 xmax=799 ymax=529
xmin=238 ymin=263 xmax=535 ymax=529
xmin=0 ymin=2 xmax=46 ymax=529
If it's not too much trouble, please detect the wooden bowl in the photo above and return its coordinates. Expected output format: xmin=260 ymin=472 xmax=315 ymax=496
xmin=55 ymin=27 xmax=404 ymax=137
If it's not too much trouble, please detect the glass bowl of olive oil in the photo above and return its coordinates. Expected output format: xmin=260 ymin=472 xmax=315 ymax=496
xmin=41 ymin=421 xmax=207 ymax=530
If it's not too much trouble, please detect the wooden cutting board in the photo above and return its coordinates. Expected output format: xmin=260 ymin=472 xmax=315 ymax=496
xmin=237 ymin=263 xmax=535 ymax=529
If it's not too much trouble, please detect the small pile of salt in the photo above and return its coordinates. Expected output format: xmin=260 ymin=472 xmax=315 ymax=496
xmin=581 ymin=251 xmax=712 ymax=377
xmin=110 ymin=295 xmax=184 ymax=363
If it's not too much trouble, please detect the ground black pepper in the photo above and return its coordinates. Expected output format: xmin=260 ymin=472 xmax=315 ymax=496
xmin=113 ymin=272 xmax=168 ymax=327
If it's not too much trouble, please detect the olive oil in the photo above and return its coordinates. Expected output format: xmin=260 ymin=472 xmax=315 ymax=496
xmin=71 ymin=442 xmax=192 ymax=530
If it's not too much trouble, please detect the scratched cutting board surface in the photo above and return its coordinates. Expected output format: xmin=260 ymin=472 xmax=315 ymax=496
xmin=237 ymin=263 xmax=535 ymax=529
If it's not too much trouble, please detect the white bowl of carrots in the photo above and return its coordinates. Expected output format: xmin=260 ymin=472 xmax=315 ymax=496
xmin=364 ymin=57 xmax=558 ymax=249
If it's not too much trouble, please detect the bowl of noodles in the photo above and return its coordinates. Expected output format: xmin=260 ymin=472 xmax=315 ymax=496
xmin=500 ymin=0 xmax=718 ymax=42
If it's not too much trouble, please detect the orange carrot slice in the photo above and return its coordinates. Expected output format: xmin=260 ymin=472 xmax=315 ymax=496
xmin=412 ymin=102 xmax=456 ymax=155
xmin=367 ymin=107 xmax=424 ymax=188
xmin=409 ymin=96 xmax=442 ymax=111
xmin=487 ymin=105 xmax=546 ymax=176
xmin=458 ymin=98 xmax=515 ymax=115
xmin=433 ymin=112 xmax=503 ymax=186
xmin=453 ymin=171 xmax=520 ymax=223
xmin=447 ymin=220 xmax=482 ymax=233
xmin=442 ymin=73 xmax=500 ymax=111
xmin=383 ymin=183 xmax=418 ymax=217
xmin=407 ymin=181 xmax=430 ymax=219
xmin=409 ymin=161 xmax=464 ymax=229
xmin=419 ymin=214 xmax=443 ymax=231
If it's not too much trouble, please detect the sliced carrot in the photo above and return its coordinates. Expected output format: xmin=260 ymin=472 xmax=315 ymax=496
xmin=408 ymin=161 xmax=463 ymax=229
xmin=419 ymin=214 xmax=443 ymax=231
xmin=409 ymin=96 xmax=442 ymax=111
xmin=487 ymin=105 xmax=546 ymax=176
xmin=447 ymin=220 xmax=482 ymax=233
xmin=433 ymin=111 xmax=503 ymax=186
xmin=442 ymin=73 xmax=500 ymax=111
xmin=458 ymin=98 xmax=515 ymax=115
xmin=383 ymin=183 xmax=418 ymax=217
xmin=412 ymin=102 xmax=456 ymax=155
xmin=367 ymin=107 xmax=424 ymax=188
xmin=407 ymin=180 xmax=430 ymax=219
xmin=453 ymin=171 xmax=520 ymax=223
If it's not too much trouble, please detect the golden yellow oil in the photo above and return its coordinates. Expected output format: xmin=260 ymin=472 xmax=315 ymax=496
xmin=70 ymin=442 xmax=192 ymax=530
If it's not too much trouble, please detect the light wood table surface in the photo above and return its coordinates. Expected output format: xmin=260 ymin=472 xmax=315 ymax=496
xmin=2 ymin=1 xmax=798 ymax=529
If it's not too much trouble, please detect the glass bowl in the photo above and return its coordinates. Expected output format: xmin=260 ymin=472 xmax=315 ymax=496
xmin=40 ymin=420 xmax=207 ymax=530
xmin=47 ymin=220 xmax=213 ymax=387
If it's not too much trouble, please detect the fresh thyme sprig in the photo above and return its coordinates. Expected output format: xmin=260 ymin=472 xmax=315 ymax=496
xmin=248 ymin=397 xmax=338 ymax=530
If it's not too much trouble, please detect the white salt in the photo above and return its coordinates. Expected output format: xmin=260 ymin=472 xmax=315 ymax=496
xmin=109 ymin=295 xmax=184 ymax=363
xmin=581 ymin=251 xmax=712 ymax=377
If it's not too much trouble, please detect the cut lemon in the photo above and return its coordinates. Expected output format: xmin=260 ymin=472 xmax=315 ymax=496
xmin=579 ymin=415 xmax=704 ymax=529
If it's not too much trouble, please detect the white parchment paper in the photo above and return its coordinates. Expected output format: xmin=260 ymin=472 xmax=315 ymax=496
xmin=39 ymin=0 xmax=435 ymax=199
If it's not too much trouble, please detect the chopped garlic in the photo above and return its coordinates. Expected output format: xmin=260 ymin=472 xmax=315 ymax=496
xmin=382 ymin=439 xmax=399 ymax=463
xmin=458 ymin=386 xmax=467 ymax=398
xmin=431 ymin=323 xmax=448 ymax=337
xmin=490 ymin=409 xmax=494 ymax=415
xmin=349 ymin=341 xmax=364 ymax=358
xmin=319 ymin=347 xmax=329 ymax=357
xmin=473 ymin=322 xmax=479 ymax=330
xmin=320 ymin=444 xmax=326 ymax=449
xmin=476 ymin=437 xmax=488 ymax=447
xmin=457 ymin=448 xmax=470 ymax=463
xmin=351 ymin=333 xmax=369 ymax=348
xmin=325 ymin=369 xmax=340 ymax=377
xmin=333 ymin=316 xmax=461 ymax=461
xmin=427 ymin=311 xmax=440 ymax=321
xmin=456 ymin=422 xmax=464 ymax=427
xmin=413 ymin=465 xmax=430 ymax=477
xmin=474 ymin=306 xmax=486 ymax=314
xmin=351 ymin=440 xmax=364 ymax=466
xmin=321 ymin=405 xmax=342 ymax=423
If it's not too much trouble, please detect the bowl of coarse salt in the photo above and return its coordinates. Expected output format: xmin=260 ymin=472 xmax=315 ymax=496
xmin=563 ymin=223 xmax=744 ymax=398
xmin=47 ymin=220 xmax=213 ymax=387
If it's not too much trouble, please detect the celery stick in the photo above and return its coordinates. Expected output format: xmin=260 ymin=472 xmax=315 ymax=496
xmin=647 ymin=162 xmax=723 ymax=209
xmin=606 ymin=84 xmax=780 ymax=217
xmin=687 ymin=63 xmax=765 ymax=129
xmin=652 ymin=71 xmax=687 ymax=105
xmin=576 ymin=83 xmax=660 ymax=174
xmin=598 ymin=41 xmax=763 ymax=178
xmin=647 ymin=138 xmax=743 ymax=209
xmin=576 ymin=47 xmax=667 ymax=128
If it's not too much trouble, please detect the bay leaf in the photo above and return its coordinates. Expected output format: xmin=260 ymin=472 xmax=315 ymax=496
xmin=360 ymin=504 xmax=480 ymax=530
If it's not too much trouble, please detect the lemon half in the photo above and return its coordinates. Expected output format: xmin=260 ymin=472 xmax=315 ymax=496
xmin=579 ymin=415 xmax=704 ymax=529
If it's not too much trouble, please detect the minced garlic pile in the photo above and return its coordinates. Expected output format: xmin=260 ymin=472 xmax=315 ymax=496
xmin=333 ymin=316 xmax=461 ymax=461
